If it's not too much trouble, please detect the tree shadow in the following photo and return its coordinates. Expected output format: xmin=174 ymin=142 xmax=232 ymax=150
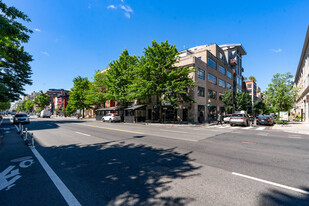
xmin=24 ymin=120 xmax=86 ymax=131
xmin=259 ymin=187 xmax=309 ymax=206
xmin=38 ymin=142 xmax=201 ymax=205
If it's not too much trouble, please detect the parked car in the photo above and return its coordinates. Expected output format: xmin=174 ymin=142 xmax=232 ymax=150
xmin=0 ymin=112 xmax=3 ymax=120
xmin=223 ymin=114 xmax=232 ymax=123
xmin=40 ymin=110 xmax=51 ymax=118
xmin=102 ymin=113 xmax=121 ymax=122
xmin=13 ymin=113 xmax=30 ymax=124
xmin=256 ymin=115 xmax=274 ymax=126
xmin=230 ymin=112 xmax=249 ymax=126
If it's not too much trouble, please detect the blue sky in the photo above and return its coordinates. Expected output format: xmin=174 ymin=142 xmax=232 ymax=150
xmin=4 ymin=0 xmax=309 ymax=94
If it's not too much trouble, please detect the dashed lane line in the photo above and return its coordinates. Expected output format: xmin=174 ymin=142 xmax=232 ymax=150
xmin=72 ymin=123 xmax=144 ymax=135
xmin=232 ymin=172 xmax=309 ymax=195
xmin=75 ymin=131 xmax=91 ymax=137
xmin=256 ymin=127 xmax=266 ymax=130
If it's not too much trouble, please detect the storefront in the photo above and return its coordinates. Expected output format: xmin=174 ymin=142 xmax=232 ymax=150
xmin=95 ymin=106 xmax=125 ymax=121
xmin=124 ymin=105 xmax=146 ymax=123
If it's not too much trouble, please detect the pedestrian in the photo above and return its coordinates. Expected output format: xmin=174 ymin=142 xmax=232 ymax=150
xmin=217 ymin=113 xmax=222 ymax=125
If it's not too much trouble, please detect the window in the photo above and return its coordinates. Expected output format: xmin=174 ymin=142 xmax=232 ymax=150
xmin=208 ymin=57 xmax=217 ymax=69
xmin=208 ymin=73 xmax=217 ymax=84
xmin=219 ymin=65 xmax=225 ymax=75
xmin=227 ymin=83 xmax=232 ymax=89
xmin=198 ymin=87 xmax=205 ymax=97
xmin=227 ymin=71 xmax=232 ymax=79
xmin=197 ymin=57 xmax=201 ymax=60
xmin=208 ymin=90 xmax=217 ymax=100
xmin=48 ymin=93 xmax=51 ymax=95
xmin=247 ymin=83 xmax=252 ymax=88
xmin=197 ymin=68 xmax=205 ymax=80
xmin=219 ymin=79 xmax=225 ymax=88
xmin=248 ymin=89 xmax=252 ymax=93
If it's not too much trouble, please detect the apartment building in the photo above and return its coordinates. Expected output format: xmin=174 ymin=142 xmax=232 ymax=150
xmin=45 ymin=89 xmax=70 ymax=113
xmin=174 ymin=44 xmax=235 ymax=122
xmin=245 ymin=80 xmax=258 ymax=105
xmin=294 ymin=26 xmax=309 ymax=122
xmin=23 ymin=91 xmax=39 ymax=101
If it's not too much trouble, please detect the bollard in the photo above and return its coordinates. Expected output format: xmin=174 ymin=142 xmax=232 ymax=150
xmin=24 ymin=128 xmax=28 ymax=141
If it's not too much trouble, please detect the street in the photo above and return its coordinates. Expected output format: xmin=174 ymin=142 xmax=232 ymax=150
xmin=1 ymin=117 xmax=309 ymax=206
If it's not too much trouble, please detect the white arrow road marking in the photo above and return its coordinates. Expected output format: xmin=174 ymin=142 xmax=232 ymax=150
xmin=0 ymin=166 xmax=21 ymax=191
xmin=232 ymin=172 xmax=309 ymax=194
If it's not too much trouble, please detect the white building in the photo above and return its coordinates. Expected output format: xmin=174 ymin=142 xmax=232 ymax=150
xmin=294 ymin=26 xmax=309 ymax=122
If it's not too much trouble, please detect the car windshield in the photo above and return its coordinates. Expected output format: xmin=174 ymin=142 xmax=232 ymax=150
xmin=15 ymin=114 xmax=27 ymax=117
xmin=232 ymin=114 xmax=244 ymax=117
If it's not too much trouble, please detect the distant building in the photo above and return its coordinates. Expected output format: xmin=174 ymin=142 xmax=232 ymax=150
xmin=23 ymin=91 xmax=40 ymax=101
xmin=245 ymin=80 xmax=258 ymax=105
xmin=45 ymin=89 xmax=70 ymax=114
xmin=294 ymin=26 xmax=309 ymax=122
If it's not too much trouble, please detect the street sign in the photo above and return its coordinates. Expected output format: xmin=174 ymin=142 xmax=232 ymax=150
xmin=206 ymin=104 xmax=212 ymax=107
xmin=279 ymin=111 xmax=288 ymax=121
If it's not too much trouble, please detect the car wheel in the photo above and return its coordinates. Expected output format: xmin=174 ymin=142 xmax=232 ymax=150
xmin=102 ymin=119 xmax=105 ymax=122
xmin=230 ymin=124 xmax=233 ymax=127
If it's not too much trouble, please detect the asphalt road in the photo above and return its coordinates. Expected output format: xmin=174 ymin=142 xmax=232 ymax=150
xmin=1 ymin=116 xmax=309 ymax=206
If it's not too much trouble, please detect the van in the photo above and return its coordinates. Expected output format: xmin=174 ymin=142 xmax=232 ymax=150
xmin=40 ymin=110 xmax=51 ymax=118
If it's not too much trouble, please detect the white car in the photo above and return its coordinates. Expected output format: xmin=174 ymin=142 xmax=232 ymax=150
xmin=102 ymin=113 xmax=121 ymax=122
xmin=223 ymin=114 xmax=232 ymax=123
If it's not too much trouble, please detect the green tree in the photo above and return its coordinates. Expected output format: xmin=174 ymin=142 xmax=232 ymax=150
xmin=221 ymin=89 xmax=233 ymax=114
xmin=34 ymin=91 xmax=50 ymax=110
xmin=16 ymin=100 xmax=26 ymax=112
xmin=132 ymin=40 xmax=196 ymax=121
xmin=104 ymin=49 xmax=138 ymax=104
xmin=67 ymin=76 xmax=91 ymax=118
xmin=0 ymin=1 xmax=33 ymax=102
xmin=86 ymin=71 xmax=107 ymax=108
xmin=24 ymin=100 xmax=34 ymax=112
xmin=243 ymin=77 xmax=248 ymax=81
xmin=0 ymin=101 xmax=10 ymax=111
xmin=249 ymin=76 xmax=257 ymax=82
xmin=264 ymin=72 xmax=298 ymax=112
xmin=235 ymin=91 xmax=251 ymax=111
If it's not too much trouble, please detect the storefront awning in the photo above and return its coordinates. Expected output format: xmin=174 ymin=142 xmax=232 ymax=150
xmin=124 ymin=105 xmax=146 ymax=111
xmin=96 ymin=106 xmax=125 ymax=111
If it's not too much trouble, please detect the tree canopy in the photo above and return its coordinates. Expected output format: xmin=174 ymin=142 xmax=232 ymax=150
xmin=221 ymin=89 xmax=233 ymax=114
xmin=85 ymin=71 xmax=107 ymax=108
xmin=248 ymin=76 xmax=257 ymax=82
xmin=235 ymin=91 xmax=251 ymax=111
xmin=264 ymin=72 xmax=298 ymax=112
xmin=0 ymin=1 xmax=33 ymax=102
xmin=24 ymin=100 xmax=34 ymax=112
xmin=67 ymin=76 xmax=91 ymax=118
xmin=0 ymin=101 xmax=10 ymax=111
xmin=34 ymin=91 xmax=50 ymax=110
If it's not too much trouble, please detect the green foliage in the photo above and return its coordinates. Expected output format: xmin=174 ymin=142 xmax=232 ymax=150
xmin=24 ymin=100 xmax=34 ymax=112
xmin=0 ymin=1 xmax=33 ymax=102
xmin=254 ymin=100 xmax=275 ymax=114
xmin=104 ymin=49 xmax=138 ymax=103
xmin=34 ymin=91 xmax=50 ymax=109
xmin=35 ymin=107 xmax=41 ymax=113
xmin=221 ymin=90 xmax=233 ymax=113
xmin=131 ymin=40 xmax=196 ymax=121
xmin=243 ymin=77 xmax=248 ymax=80
xmin=264 ymin=72 xmax=298 ymax=112
xmin=235 ymin=91 xmax=251 ymax=111
xmin=67 ymin=76 xmax=91 ymax=117
xmin=248 ymin=76 xmax=257 ymax=82
xmin=16 ymin=101 xmax=26 ymax=112
xmin=85 ymin=71 xmax=107 ymax=107
xmin=0 ymin=101 xmax=10 ymax=111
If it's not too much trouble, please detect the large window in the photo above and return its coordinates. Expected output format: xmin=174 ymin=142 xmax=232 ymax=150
xmin=208 ymin=89 xmax=217 ymax=100
xmin=247 ymin=83 xmax=252 ymax=88
xmin=219 ymin=79 xmax=225 ymax=88
xmin=198 ymin=87 xmax=205 ymax=97
xmin=227 ymin=71 xmax=232 ymax=79
xmin=208 ymin=73 xmax=217 ymax=85
xmin=208 ymin=57 xmax=217 ymax=69
xmin=197 ymin=68 xmax=205 ymax=80
xmin=219 ymin=65 xmax=225 ymax=75
xmin=227 ymin=83 xmax=232 ymax=89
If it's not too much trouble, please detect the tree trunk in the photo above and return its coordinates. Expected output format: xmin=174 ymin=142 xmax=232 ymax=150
xmin=82 ymin=108 xmax=84 ymax=118
xmin=159 ymin=102 xmax=163 ymax=123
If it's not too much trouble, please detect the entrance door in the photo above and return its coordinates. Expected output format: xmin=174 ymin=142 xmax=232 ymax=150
xmin=148 ymin=109 xmax=152 ymax=120
xmin=183 ymin=109 xmax=188 ymax=121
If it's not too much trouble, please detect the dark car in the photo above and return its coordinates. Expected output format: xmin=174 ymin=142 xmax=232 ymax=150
xmin=13 ymin=113 xmax=30 ymax=124
xmin=0 ymin=112 xmax=3 ymax=120
xmin=256 ymin=115 xmax=274 ymax=126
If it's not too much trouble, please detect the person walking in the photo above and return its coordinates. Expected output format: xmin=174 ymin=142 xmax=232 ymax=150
xmin=217 ymin=113 xmax=223 ymax=125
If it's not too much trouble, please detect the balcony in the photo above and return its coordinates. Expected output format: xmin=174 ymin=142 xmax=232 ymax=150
xmin=230 ymin=59 xmax=237 ymax=66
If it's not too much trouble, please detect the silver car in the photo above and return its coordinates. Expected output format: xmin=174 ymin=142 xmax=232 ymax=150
xmin=13 ymin=113 xmax=30 ymax=124
xmin=230 ymin=113 xmax=249 ymax=127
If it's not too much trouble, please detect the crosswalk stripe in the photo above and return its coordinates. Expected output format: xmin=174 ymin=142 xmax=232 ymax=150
xmin=242 ymin=127 xmax=252 ymax=130
xmin=256 ymin=127 xmax=266 ymax=130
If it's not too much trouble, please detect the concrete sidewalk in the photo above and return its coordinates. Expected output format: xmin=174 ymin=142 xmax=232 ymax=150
xmin=272 ymin=121 xmax=309 ymax=135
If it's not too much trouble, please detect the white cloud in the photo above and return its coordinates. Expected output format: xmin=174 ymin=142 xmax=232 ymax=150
xmin=107 ymin=5 xmax=117 ymax=9
xmin=120 ymin=5 xmax=133 ymax=13
xmin=34 ymin=28 xmax=41 ymax=32
xmin=124 ymin=12 xmax=131 ymax=19
xmin=41 ymin=51 xmax=50 ymax=56
xmin=271 ymin=48 xmax=282 ymax=53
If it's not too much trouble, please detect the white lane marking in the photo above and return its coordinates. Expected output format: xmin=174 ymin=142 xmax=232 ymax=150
xmin=159 ymin=129 xmax=188 ymax=134
xmin=30 ymin=147 xmax=81 ymax=206
xmin=75 ymin=131 xmax=91 ymax=137
xmin=256 ymin=127 xmax=266 ymax=130
xmin=242 ymin=127 xmax=252 ymax=130
xmin=229 ymin=127 xmax=238 ymax=129
xmin=288 ymin=136 xmax=302 ymax=139
xmin=232 ymin=172 xmax=309 ymax=195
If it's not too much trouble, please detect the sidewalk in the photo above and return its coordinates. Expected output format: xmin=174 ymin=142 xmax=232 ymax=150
xmin=272 ymin=121 xmax=309 ymax=135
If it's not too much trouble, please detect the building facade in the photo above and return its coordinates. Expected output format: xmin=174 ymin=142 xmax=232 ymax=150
xmin=245 ymin=80 xmax=258 ymax=106
xmin=294 ymin=26 xmax=309 ymax=122
xmin=45 ymin=89 xmax=70 ymax=114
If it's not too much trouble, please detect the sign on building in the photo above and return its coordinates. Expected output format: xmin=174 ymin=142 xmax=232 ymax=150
xmin=279 ymin=111 xmax=288 ymax=121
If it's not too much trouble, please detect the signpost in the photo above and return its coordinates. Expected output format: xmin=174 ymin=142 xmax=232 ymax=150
xmin=279 ymin=111 xmax=288 ymax=125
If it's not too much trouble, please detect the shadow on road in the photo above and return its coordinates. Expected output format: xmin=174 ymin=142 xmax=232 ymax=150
xmin=24 ymin=120 xmax=86 ymax=131
xmin=259 ymin=188 xmax=309 ymax=206
xmin=38 ymin=142 xmax=201 ymax=205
